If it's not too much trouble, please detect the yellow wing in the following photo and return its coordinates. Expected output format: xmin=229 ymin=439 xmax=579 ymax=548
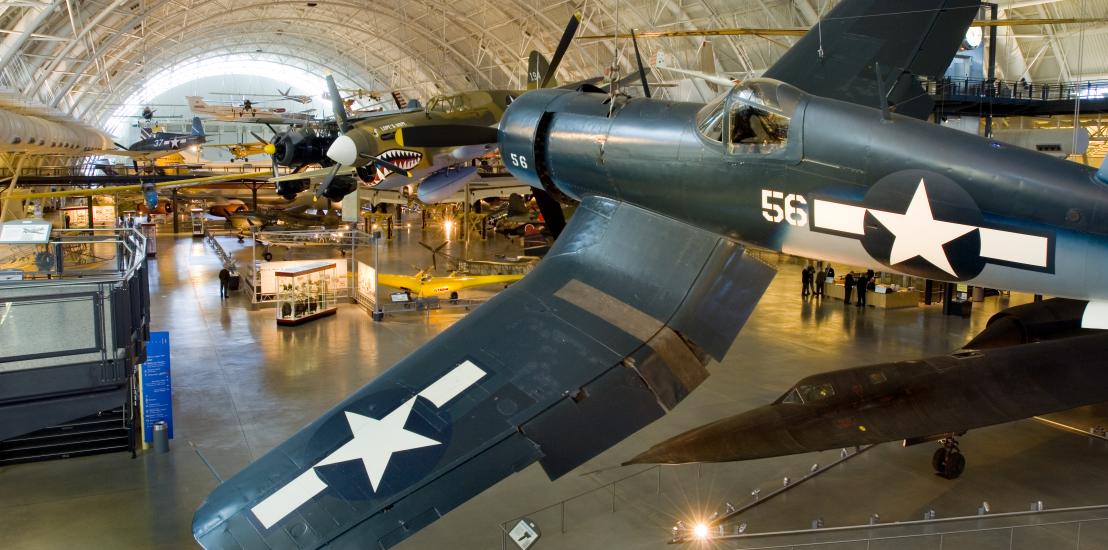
xmin=377 ymin=273 xmax=524 ymax=297
xmin=0 ymin=171 xmax=271 ymax=200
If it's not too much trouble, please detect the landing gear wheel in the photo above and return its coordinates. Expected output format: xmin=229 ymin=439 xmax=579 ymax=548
xmin=933 ymin=438 xmax=966 ymax=479
xmin=449 ymin=291 xmax=459 ymax=301
xmin=263 ymin=251 xmax=273 ymax=261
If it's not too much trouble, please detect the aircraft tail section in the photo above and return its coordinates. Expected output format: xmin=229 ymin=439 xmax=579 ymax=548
xmin=527 ymin=51 xmax=553 ymax=90
xmin=190 ymin=117 xmax=205 ymax=137
xmin=391 ymin=90 xmax=408 ymax=110
xmin=764 ymin=0 xmax=979 ymax=120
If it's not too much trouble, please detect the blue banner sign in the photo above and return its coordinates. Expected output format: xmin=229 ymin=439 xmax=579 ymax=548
xmin=141 ymin=331 xmax=173 ymax=443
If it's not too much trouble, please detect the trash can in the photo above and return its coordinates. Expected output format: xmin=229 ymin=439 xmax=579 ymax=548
xmin=153 ymin=421 xmax=170 ymax=453
xmin=228 ymin=273 xmax=241 ymax=291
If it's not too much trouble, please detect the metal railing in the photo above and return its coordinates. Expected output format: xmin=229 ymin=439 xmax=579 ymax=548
xmin=0 ymin=227 xmax=150 ymax=441
xmin=923 ymin=76 xmax=1108 ymax=102
xmin=712 ymin=503 xmax=1108 ymax=550
xmin=0 ymin=227 xmax=148 ymax=371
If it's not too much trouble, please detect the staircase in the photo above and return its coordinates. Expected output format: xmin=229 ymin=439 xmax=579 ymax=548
xmin=0 ymin=407 xmax=133 ymax=465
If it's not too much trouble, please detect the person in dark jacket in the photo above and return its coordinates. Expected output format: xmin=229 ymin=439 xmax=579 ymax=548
xmin=844 ymin=272 xmax=854 ymax=305
xmin=218 ymin=268 xmax=231 ymax=299
xmin=801 ymin=265 xmax=812 ymax=297
xmin=814 ymin=267 xmax=826 ymax=298
xmin=825 ymin=265 xmax=835 ymax=280
xmin=856 ymin=271 xmax=868 ymax=307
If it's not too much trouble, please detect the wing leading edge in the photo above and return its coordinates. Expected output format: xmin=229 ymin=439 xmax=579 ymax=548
xmin=193 ymin=196 xmax=774 ymax=549
xmin=764 ymin=0 xmax=979 ymax=120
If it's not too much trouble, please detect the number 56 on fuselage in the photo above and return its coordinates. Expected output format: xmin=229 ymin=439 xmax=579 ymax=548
xmin=499 ymin=78 xmax=1108 ymax=305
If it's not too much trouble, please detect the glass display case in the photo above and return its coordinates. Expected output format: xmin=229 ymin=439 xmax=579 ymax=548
xmin=275 ymin=262 xmax=338 ymax=326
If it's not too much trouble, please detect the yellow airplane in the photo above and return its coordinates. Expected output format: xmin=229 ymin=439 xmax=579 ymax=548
xmin=376 ymin=271 xmax=523 ymax=300
xmin=205 ymin=141 xmax=268 ymax=162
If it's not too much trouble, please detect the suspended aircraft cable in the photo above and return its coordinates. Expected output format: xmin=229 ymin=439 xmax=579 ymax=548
xmin=1072 ymin=0 xmax=1087 ymax=156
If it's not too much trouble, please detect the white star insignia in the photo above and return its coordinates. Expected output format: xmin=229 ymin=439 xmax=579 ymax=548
xmin=314 ymin=397 xmax=440 ymax=491
xmin=868 ymin=179 xmax=976 ymax=277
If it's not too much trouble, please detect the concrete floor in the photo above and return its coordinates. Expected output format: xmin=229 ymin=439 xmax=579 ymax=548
xmin=2 ymin=229 xmax=1108 ymax=550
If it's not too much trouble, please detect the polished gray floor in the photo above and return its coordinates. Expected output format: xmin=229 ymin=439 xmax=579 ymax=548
xmin=2 ymin=230 xmax=1108 ymax=550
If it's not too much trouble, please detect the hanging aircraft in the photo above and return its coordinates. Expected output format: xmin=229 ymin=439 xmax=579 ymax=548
xmin=204 ymin=140 xmax=269 ymax=162
xmin=193 ymin=2 xmax=1108 ymax=548
xmin=186 ymin=96 xmax=315 ymax=124
xmin=308 ymin=16 xmax=586 ymax=204
xmin=89 ymin=116 xmax=207 ymax=161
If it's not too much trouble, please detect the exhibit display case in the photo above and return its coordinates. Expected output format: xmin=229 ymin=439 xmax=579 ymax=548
xmin=275 ymin=262 xmax=338 ymax=326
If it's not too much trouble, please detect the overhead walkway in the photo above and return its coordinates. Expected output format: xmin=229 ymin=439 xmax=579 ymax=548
xmin=0 ymin=228 xmax=149 ymax=447
xmin=926 ymin=76 xmax=1108 ymax=117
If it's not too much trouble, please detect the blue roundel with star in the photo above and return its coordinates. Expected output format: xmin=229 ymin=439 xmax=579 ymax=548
xmin=860 ymin=170 xmax=986 ymax=281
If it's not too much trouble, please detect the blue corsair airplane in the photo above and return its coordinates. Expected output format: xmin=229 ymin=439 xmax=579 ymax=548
xmin=193 ymin=1 xmax=1108 ymax=548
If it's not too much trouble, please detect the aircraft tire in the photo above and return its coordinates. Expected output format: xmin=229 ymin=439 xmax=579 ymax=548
xmin=450 ymin=291 xmax=459 ymax=301
xmin=933 ymin=448 xmax=966 ymax=479
xmin=263 ymin=252 xmax=273 ymax=261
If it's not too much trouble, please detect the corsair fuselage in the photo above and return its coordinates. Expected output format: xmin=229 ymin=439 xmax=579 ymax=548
xmin=499 ymin=80 xmax=1108 ymax=301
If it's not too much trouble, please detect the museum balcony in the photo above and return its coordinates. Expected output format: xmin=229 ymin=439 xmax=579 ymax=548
xmin=0 ymin=227 xmax=150 ymax=455
xmin=924 ymin=76 xmax=1108 ymax=116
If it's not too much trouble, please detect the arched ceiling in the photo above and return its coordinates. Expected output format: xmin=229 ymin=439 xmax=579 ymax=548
xmin=1 ymin=0 xmax=1107 ymax=131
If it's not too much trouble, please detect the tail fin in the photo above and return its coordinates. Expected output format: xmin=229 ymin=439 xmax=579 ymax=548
xmin=186 ymin=96 xmax=207 ymax=112
xmin=391 ymin=90 xmax=408 ymax=110
xmin=191 ymin=117 xmax=205 ymax=137
xmin=527 ymin=51 xmax=553 ymax=90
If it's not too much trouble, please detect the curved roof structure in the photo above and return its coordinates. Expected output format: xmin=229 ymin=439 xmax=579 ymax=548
xmin=0 ymin=0 xmax=1106 ymax=132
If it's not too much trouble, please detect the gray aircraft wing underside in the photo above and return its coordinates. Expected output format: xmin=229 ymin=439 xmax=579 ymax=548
xmin=764 ymin=0 xmax=978 ymax=120
xmin=193 ymin=195 xmax=775 ymax=549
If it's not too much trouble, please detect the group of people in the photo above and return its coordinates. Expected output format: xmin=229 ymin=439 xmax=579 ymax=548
xmin=802 ymin=264 xmax=875 ymax=308
xmin=800 ymin=264 xmax=833 ymax=298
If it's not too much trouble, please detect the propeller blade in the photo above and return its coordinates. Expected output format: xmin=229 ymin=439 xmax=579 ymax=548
xmin=250 ymin=131 xmax=270 ymax=145
xmin=395 ymin=125 xmax=499 ymax=148
xmin=539 ymin=12 xmax=582 ymax=89
xmin=317 ymin=163 xmax=341 ymax=196
xmin=418 ymin=241 xmax=435 ymax=252
xmin=359 ymin=153 xmax=411 ymax=178
xmin=532 ymin=189 xmax=567 ymax=239
xmin=631 ymin=29 xmax=651 ymax=99
xmin=326 ymin=75 xmax=351 ymax=132
xmin=271 ymin=156 xmax=280 ymax=178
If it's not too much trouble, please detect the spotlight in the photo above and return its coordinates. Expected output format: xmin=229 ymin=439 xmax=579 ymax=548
xmin=693 ymin=523 xmax=710 ymax=540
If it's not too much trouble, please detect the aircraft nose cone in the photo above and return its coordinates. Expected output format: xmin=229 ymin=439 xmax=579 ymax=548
xmin=263 ymin=143 xmax=276 ymax=155
xmin=327 ymin=135 xmax=358 ymax=166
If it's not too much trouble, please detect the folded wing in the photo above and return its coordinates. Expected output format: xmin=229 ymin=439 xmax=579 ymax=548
xmin=193 ymin=196 xmax=775 ymax=549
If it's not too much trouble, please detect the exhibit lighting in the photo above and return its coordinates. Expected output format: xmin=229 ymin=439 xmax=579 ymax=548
xmin=693 ymin=522 xmax=710 ymax=540
xmin=444 ymin=219 xmax=455 ymax=240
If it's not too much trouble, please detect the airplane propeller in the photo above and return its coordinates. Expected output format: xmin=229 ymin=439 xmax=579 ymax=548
xmin=250 ymin=131 xmax=281 ymax=177
xmin=631 ymin=29 xmax=651 ymax=99
xmin=418 ymin=241 xmax=448 ymax=272
xmin=319 ymin=74 xmax=413 ymax=198
xmin=539 ymin=12 xmax=581 ymax=89
xmin=395 ymin=125 xmax=500 ymax=148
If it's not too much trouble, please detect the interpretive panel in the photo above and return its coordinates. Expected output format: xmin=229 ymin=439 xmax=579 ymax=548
xmin=141 ymin=331 xmax=173 ymax=442
xmin=0 ymin=220 xmax=52 ymax=244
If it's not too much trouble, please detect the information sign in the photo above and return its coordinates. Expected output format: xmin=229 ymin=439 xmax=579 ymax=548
xmin=141 ymin=331 xmax=174 ymax=442
xmin=0 ymin=220 xmax=52 ymax=244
